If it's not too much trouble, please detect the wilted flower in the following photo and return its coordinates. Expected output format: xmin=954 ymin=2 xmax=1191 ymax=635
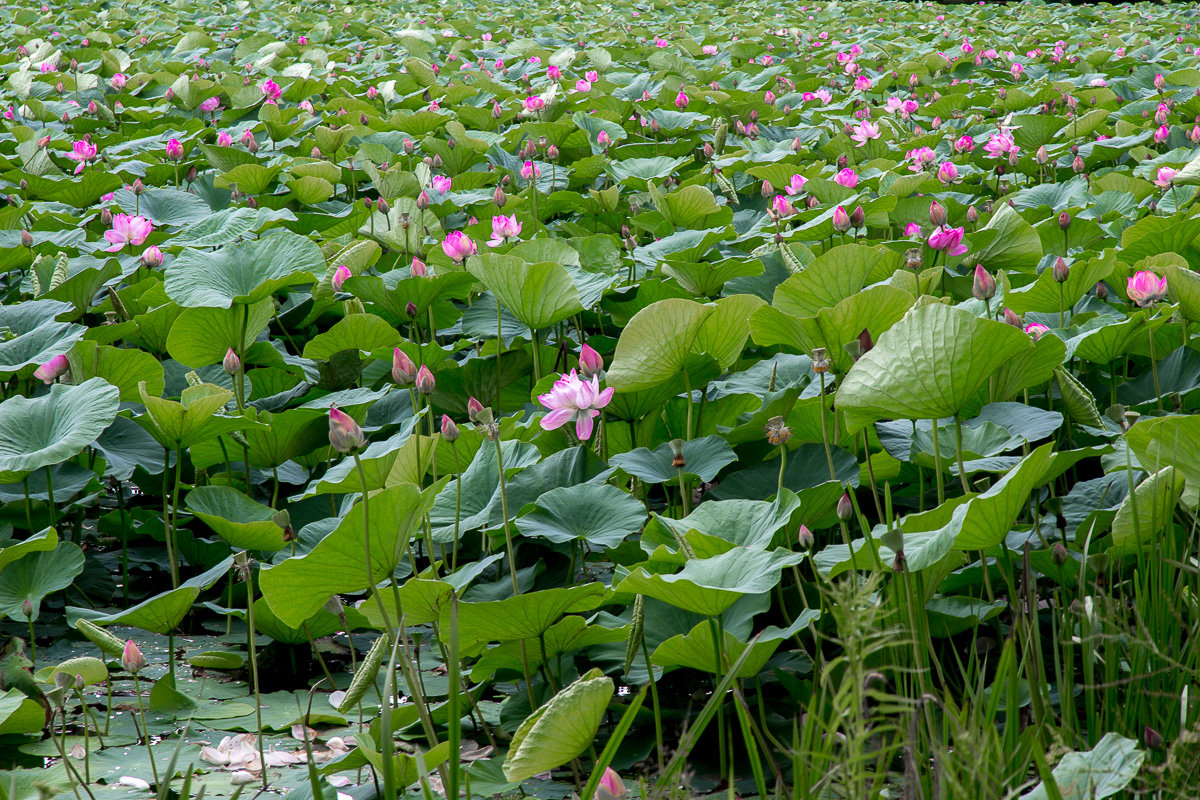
xmin=537 ymin=369 xmax=613 ymax=440
xmin=104 ymin=214 xmax=153 ymax=251
xmin=34 ymin=354 xmax=69 ymax=384
xmin=328 ymin=406 xmax=365 ymax=454
xmin=1127 ymin=270 xmax=1167 ymax=307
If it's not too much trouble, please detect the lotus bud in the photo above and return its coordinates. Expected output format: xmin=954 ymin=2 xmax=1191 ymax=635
xmin=1035 ymin=145 xmax=1048 ymax=165
xmin=925 ymin=199 xmax=950 ymax=229
xmin=832 ymin=205 xmax=851 ymax=232
xmin=121 ymin=640 xmax=147 ymax=674
xmin=849 ymin=205 xmax=865 ymax=228
xmin=99 ymin=206 xmax=113 ymax=225
xmin=1052 ymin=541 xmax=1069 ymax=565
xmin=972 ymin=264 xmax=996 ymax=300
xmin=222 ymin=348 xmax=241 ymax=376
xmin=1094 ymin=281 xmax=1108 ymax=300
xmin=966 ymin=205 xmax=979 ymax=224
xmin=132 ymin=177 xmax=146 ymax=195
xmin=761 ymin=180 xmax=774 ymax=198
xmin=702 ymin=142 xmax=714 ymax=159
xmin=246 ymin=196 xmax=258 ymax=209
xmin=578 ymin=343 xmax=604 ymax=379
xmin=186 ymin=166 xmax=198 ymax=183
xmin=392 ymin=348 xmax=416 ymax=385
xmin=467 ymin=396 xmax=485 ymax=422
xmin=33 ymin=354 xmax=69 ymax=384
xmin=328 ymin=405 xmax=366 ymax=454
xmin=415 ymin=364 xmax=436 ymax=395
xmin=796 ymin=525 xmax=814 ymax=550
xmin=836 ymin=491 xmax=854 ymax=521
xmin=1058 ymin=211 xmax=1072 ymax=230
xmin=440 ymin=414 xmax=459 ymax=443
xmin=403 ymin=301 xmax=417 ymax=317
xmin=494 ymin=184 xmax=507 ymax=207
xmin=1052 ymin=257 xmax=1070 ymax=283
xmin=416 ymin=190 xmax=430 ymax=210
xmin=1003 ymin=308 xmax=1023 ymax=328
xmin=597 ymin=769 xmax=625 ymax=800
xmin=332 ymin=264 xmax=352 ymax=291
xmin=1144 ymin=726 xmax=1164 ymax=751
xmin=1071 ymin=156 xmax=1084 ymax=174
xmin=377 ymin=197 xmax=390 ymax=215
xmin=22 ymin=599 xmax=33 ymax=619
xmin=836 ymin=154 xmax=848 ymax=169
xmin=410 ymin=257 xmax=428 ymax=277
xmin=403 ymin=138 xmax=415 ymax=155
xmin=20 ymin=229 xmax=33 ymax=248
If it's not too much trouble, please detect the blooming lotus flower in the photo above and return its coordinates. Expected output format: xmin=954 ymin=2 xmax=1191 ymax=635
xmin=1010 ymin=63 xmax=1024 ymax=79
xmin=199 ymin=96 xmax=221 ymax=113
xmin=784 ymin=174 xmax=807 ymax=195
xmin=907 ymin=146 xmax=936 ymax=172
xmin=1127 ymin=270 xmax=1168 ymax=307
xmin=217 ymin=130 xmax=233 ymax=147
xmin=983 ymin=132 xmax=1019 ymax=160
xmin=1024 ymin=322 xmax=1049 ymax=340
xmin=936 ymin=161 xmax=959 ymax=184
xmin=771 ymin=195 xmax=797 ymax=218
xmin=1154 ymin=167 xmax=1178 ymax=188
xmin=431 ymin=175 xmax=452 ymax=193
xmin=927 ymin=225 xmax=968 ymax=256
xmin=260 ymin=78 xmax=282 ymax=101
xmin=833 ymin=168 xmax=858 ymax=188
xmin=537 ymin=369 xmax=613 ymax=440
xmin=575 ymin=79 xmax=592 ymax=93
xmin=104 ymin=214 xmax=153 ymax=251
xmin=165 ymin=138 xmax=184 ymax=161
xmin=674 ymin=90 xmax=689 ymax=109
xmin=34 ymin=354 xmax=69 ymax=384
xmin=332 ymin=264 xmax=352 ymax=291
xmin=885 ymin=96 xmax=903 ymax=113
xmin=702 ymin=45 xmax=718 ymax=55
xmin=441 ymin=231 xmax=477 ymax=263
xmin=67 ymin=139 xmax=97 ymax=174
xmin=328 ymin=406 xmax=365 ymax=454
xmin=487 ymin=215 xmax=522 ymax=247
xmin=520 ymin=160 xmax=541 ymax=181
xmin=586 ymin=70 xmax=599 ymax=83
xmin=850 ymin=120 xmax=880 ymax=147
xmin=904 ymin=222 xmax=921 ymax=237
xmin=953 ymin=134 xmax=975 ymax=154
xmin=546 ymin=65 xmax=561 ymax=80
xmin=523 ymin=95 xmax=545 ymax=113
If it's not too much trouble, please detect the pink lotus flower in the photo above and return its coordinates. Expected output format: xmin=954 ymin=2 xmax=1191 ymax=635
xmin=771 ymin=195 xmax=797 ymax=218
xmin=1127 ymin=270 xmax=1167 ymax=307
xmin=833 ymin=168 xmax=858 ymax=188
xmin=34 ymin=354 xmax=69 ymax=384
xmin=546 ymin=65 xmax=561 ymax=80
xmin=904 ymin=222 xmax=921 ymax=237
xmin=1024 ymin=322 xmax=1049 ymax=340
xmin=523 ymin=95 xmax=545 ymax=113
xmin=983 ymin=131 xmax=1019 ymax=160
xmin=109 ymin=73 xmax=127 ymax=90
xmin=68 ymin=139 xmax=97 ymax=174
xmin=410 ymin=257 xmax=428 ymax=277
xmin=596 ymin=768 xmax=626 ymax=800
xmin=674 ymin=90 xmax=689 ymax=109
xmin=441 ymin=231 xmax=477 ymax=263
xmin=784 ymin=174 xmax=807 ymax=195
xmin=431 ymin=175 xmax=452 ymax=193
xmin=936 ymin=161 xmax=958 ymax=184
xmin=520 ymin=160 xmax=541 ymax=181
xmin=217 ymin=130 xmax=233 ymax=147
xmin=586 ymin=70 xmax=599 ymax=83
xmin=104 ymin=214 xmax=153 ymax=251
xmin=853 ymin=75 xmax=872 ymax=92
xmin=328 ymin=405 xmax=365 ymax=454
xmin=1010 ymin=63 xmax=1024 ymax=79
xmin=141 ymin=245 xmax=163 ymax=268
xmin=907 ymin=146 xmax=936 ymax=172
xmin=953 ymin=134 xmax=975 ymax=153
xmin=199 ymin=96 xmax=221 ymax=113
xmin=537 ymin=369 xmax=613 ymax=440
xmin=1153 ymin=125 xmax=1169 ymax=144
xmin=487 ymin=215 xmax=522 ymax=247
xmin=121 ymin=640 xmax=147 ymax=674
xmin=702 ymin=45 xmax=718 ymax=55
xmin=575 ymin=79 xmax=592 ymax=93
xmin=260 ymin=78 xmax=282 ymax=101
xmin=927 ymin=225 xmax=968 ymax=256
xmin=332 ymin=264 xmax=352 ymax=291
xmin=850 ymin=120 xmax=880 ymax=147
xmin=165 ymin=138 xmax=184 ymax=161
xmin=1154 ymin=167 xmax=1178 ymax=188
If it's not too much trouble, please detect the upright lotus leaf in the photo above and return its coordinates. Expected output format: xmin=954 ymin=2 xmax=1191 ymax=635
xmin=1126 ymin=415 xmax=1200 ymax=489
xmin=136 ymin=381 xmax=259 ymax=452
xmin=165 ymin=300 xmax=275 ymax=368
xmin=447 ymin=584 xmax=609 ymax=656
xmin=0 ymin=688 xmax=44 ymax=736
xmin=67 ymin=340 xmax=165 ymax=402
xmin=815 ymin=443 xmax=1056 ymax=575
xmin=1004 ymin=251 xmax=1116 ymax=314
xmin=973 ymin=203 xmax=1043 ymax=271
xmin=651 ymin=490 xmax=802 ymax=551
xmin=164 ymin=229 xmax=324 ymax=308
xmin=618 ymin=547 xmax=806 ymax=617
xmin=607 ymin=298 xmax=713 ymax=392
xmin=302 ymin=313 xmax=401 ymax=360
xmin=345 ymin=271 xmax=477 ymax=320
xmin=186 ymin=486 xmax=288 ymax=551
xmin=836 ymin=303 xmax=1035 ymax=434
xmin=694 ymin=294 xmax=765 ymax=369
xmin=1119 ymin=212 xmax=1200 ymax=264
xmin=1022 ymin=733 xmax=1143 ymax=800
xmin=752 ymin=285 xmax=915 ymax=374
xmin=0 ymin=542 xmax=85 ymax=621
xmin=259 ymin=482 xmax=440 ymax=627
xmin=1159 ymin=258 xmax=1200 ymax=323
xmin=359 ymin=577 xmax=456 ymax=629
xmin=467 ymin=253 xmax=584 ymax=330
xmin=983 ymin=332 xmax=1066 ymax=408
xmin=610 ymin=435 xmax=737 ymax=484
xmin=772 ymin=244 xmax=900 ymax=317
xmin=503 ymin=668 xmax=613 ymax=783
xmin=471 ymin=616 xmax=628 ymax=681
xmin=651 ymin=611 xmax=819 ymax=677
xmin=1066 ymin=312 xmax=1161 ymax=364
xmin=0 ymin=528 xmax=58 ymax=572
xmin=0 ymin=299 xmax=85 ymax=379
xmin=81 ymin=556 xmax=234 ymax=634
xmin=516 ymin=483 xmax=647 ymax=548
xmin=0 ymin=378 xmax=120 ymax=484
xmin=1110 ymin=467 xmax=1182 ymax=554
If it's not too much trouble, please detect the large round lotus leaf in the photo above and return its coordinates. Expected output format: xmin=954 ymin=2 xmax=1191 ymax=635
xmin=606 ymin=298 xmax=713 ymax=392
xmin=0 ymin=300 xmax=86 ymax=379
xmin=0 ymin=542 xmax=85 ymax=621
xmin=467 ymin=253 xmax=584 ymax=331
xmin=836 ymin=303 xmax=1034 ymax=434
xmin=186 ymin=486 xmax=288 ymax=551
xmin=0 ymin=378 xmax=120 ymax=484
xmin=503 ymin=668 xmax=613 ymax=782
xmin=516 ymin=482 xmax=647 ymax=548
xmin=164 ymin=229 xmax=324 ymax=308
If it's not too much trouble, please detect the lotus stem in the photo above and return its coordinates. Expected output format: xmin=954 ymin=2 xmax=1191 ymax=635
xmin=131 ymin=673 xmax=160 ymax=786
xmin=352 ymin=453 xmax=396 ymax=635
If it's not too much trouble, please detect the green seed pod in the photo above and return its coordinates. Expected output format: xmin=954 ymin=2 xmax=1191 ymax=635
xmin=336 ymin=633 xmax=390 ymax=713
xmin=1055 ymin=367 xmax=1105 ymax=429
xmin=623 ymin=594 xmax=645 ymax=676
xmin=75 ymin=618 xmax=126 ymax=658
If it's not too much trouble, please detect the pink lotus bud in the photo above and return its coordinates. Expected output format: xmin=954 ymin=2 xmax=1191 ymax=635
xmin=493 ymin=184 xmax=507 ymax=207
xmin=332 ymin=264 xmax=352 ymax=291
xmin=440 ymin=414 xmax=460 ymax=443
xmin=223 ymin=348 xmax=241 ymax=375
xmin=796 ymin=525 xmax=814 ymax=550
xmin=22 ymin=599 xmax=33 ymax=619
xmin=410 ymin=257 xmax=428 ymax=277
xmin=121 ymin=640 xmax=147 ymax=674
xmin=132 ymin=177 xmax=146 ymax=195
xmin=1058 ymin=211 xmax=1072 ymax=230
xmin=406 ymin=301 xmax=419 ymax=317
xmin=849 ymin=205 xmax=865 ymax=229
xmin=972 ymin=264 xmax=996 ymax=300
xmin=392 ymin=348 xmax=416 ymax=385
xmin=578 ymin=343 xmax=604 ymax=378
xmin=165 ymin=138 xmax=184 ymax=161
xmin=929 ymin=200 xmax=947 ymax=227
xmin=1052 ymin=257 xmax=1070 ymax=283
xmin=832 ymin=205 xmax=851 ymax=232
xmin=416 ymin=190 xmax=430 ymax=210
xmin=1003 ymin=308 xmax=1023 ymax=328
xmin=141 ymin=245 xmax=163 ymax=268
xmin=836 ymin=492 xmax=854 ymax=521
xmin=100 ymin=208 xmax=113 ymax=226
xmin=467 ymin=396 xmax=485 ymax=422
xmin=21 ymin=229 xmax=34 ymax=247
xmin=674 ymin=89 xmax=689 ymax=109
xmin=415 ymin=364 xmax=436 ymax=395
xmin=1154 ymin=72 xmax=1166 ymax=91
xmin=34 ymin=354 xmax=70 ymax=384
xmin=966 ymin=206 xmax=979 ymax=224
xmin=328 ymin=405 xmax=365 ymax=454
xmin=596 ymin=768 xmax=626 ymax=800
xmin=936 ymin=161 xmax=958 ymax=184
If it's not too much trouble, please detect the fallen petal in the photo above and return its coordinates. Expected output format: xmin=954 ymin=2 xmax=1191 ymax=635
xmin=118 ymin=777 xmax=151 ymax=790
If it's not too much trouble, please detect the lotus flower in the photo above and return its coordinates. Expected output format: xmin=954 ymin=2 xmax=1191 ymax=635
xmin=1153 ymin=125 xmax=1170 ymax=144
xmin=1024 ymin=322 xmax=1049 ymax=340
xmin=109 ymin=73 xmax=127 ymax=90
xmin=596 ymin=768 xmax=626 ymax=800
xmin=121 ymin=640 xmax=147 ymax=674
xmin=410 ymin=257 xmax=429 ymax=277
xmin=441 ymin=231 xmax=477 ymax=263
xmin=907 ymin=146 xmax=936 ymax=172
xmin=784 ymin=174 xmax=807 ymax=195
xmin=393 ymin=348 xmax=416 ymax=385
xmin=674 ymin=89 xmax=689 ymax=109
xmin=936 ymin=162 xmax=959 ymax=184
xmin=217 ymin=130 xmax=233 ymax=147
xmin=415 ymin=365 xmax=436 ymax=395
xmin=34 ymin=354 xmax=69 ymax=384
xmin=67 ymin=139 xmax=97 ymax=174
xmin=578 ymin=343 xmax=604 ymax=378
xmin=953 ymin=135 xmax=975 ymax=153
xmin=260 ymin=78 xmax=282 ymax=101
xmin=104 ymin=214 xmax=153 ymax=251
xmin=1154 ymin=167 xmax=1178 ymax=188
xmin=520 ymin=160 xmax=541 ymax=181
xmin=1127 ymin=270 xmax=1167 ymax=307
xmin=331 ymin=264 xmax=352 ymax=291
xmin=165 ymin=138 xmax=184 ymax=161
xmin=927 ymin=225 xmax=968 ymax=256
xmin=849 ymin=120 xmax=880 ymax=147
xmin=983 ymin=132 xmax=1019 ymax=159
xmin=833 ymin=168 xmax=858 ymax=188
xmin=771 ymin=195 xmax=797 ymax=218
xmin=487 ymin=215 xmax=522 ymax=247
xmin=199 ymin=96 xmax=221 ymax=113
xmin=431 ymin=175 xmax=452 ymax=193
xmin=141 ymin=245 xmax=163 ymax=268
xmin=537 ymin=370 xmax=613 ymax=440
